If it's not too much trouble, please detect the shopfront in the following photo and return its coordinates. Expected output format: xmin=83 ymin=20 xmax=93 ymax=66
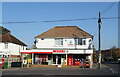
xmin=34 ymin=54 xmax=52 ymax=65
xmin=20 ymin=49 xmax=93 ymax=67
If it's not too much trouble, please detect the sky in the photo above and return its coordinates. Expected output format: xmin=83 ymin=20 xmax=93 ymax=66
xmin=1 ymin=2 xmax=118 ymax=50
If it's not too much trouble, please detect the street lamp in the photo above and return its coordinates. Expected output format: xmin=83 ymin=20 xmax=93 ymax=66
xmin=98 ymin=12 xmax=102 ymax=69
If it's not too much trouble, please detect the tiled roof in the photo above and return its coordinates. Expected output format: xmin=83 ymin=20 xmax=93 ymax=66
xmin=35 ymin=26 xmax=93 ymax=38
xmin=0 ymin=33 xmax=27 ymax=46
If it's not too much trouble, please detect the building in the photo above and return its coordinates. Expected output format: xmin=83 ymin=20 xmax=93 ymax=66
xmin=0 ymin=33 xmax=27 ymax=60
xmin=20 ymin=26 xmax=94 ymax=67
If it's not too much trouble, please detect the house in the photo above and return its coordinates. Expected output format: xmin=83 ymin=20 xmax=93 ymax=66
xmin=0 ymin=33 xmax=27 ymax=59
xmin=20 ymin=26 xmax=94 ymax=68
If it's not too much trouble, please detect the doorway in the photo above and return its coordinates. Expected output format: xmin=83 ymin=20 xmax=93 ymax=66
xmin=52 ymin=54 xmax=62 ymax=65
xmin=57 ymin=55 xmax=61 ymax=65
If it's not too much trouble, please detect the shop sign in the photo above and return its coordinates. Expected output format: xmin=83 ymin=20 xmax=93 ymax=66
xmin=67 ymin=55 xmax=73 ymax=65
xmin=68 ymin=40 xmax=73 ymax=45
xmin=53 ymin=50 xmax=65 ymax=53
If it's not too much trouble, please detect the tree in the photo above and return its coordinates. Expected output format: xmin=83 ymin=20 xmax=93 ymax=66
xmin=0 ymin=26 xmax=11 ymax=35
xmin=111 ymin=46 xmax=118 ymax=62
xmin=93 ymin=48 xmax=98 ymax=62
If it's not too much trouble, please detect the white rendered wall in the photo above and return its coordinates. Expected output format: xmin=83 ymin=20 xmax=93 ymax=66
xmin=0 ymin=42 xmax=26 ymax=55
xmin=36 ymin=38 xmax=93 ymax=49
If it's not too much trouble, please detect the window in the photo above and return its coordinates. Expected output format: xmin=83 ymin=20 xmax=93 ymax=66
xmin=78 ymin=38 xmax=82 ymax=45
xmin=41 ymin=38 xmax=44 ymax=40
xmin=77 ymin=38 xmax=86 ymax=45
xmin=83 ymin=39 xmax=86 ymax=45
xmin=55 ymin=38 xmax=63 ymax=45
xmin=5 ymin=43 xmax=8 ymax=49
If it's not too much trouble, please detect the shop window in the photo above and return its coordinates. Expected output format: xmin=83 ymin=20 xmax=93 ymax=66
xmin=55 ymin=38 xmax=63 ymax=46
xmin=77 ymin=38 xmax=86 ymax=45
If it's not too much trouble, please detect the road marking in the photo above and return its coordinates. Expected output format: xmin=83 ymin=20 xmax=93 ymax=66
xmin=109 ymin=68 xmax=114 ymax=74
xmin=102 ymin=64 xmax=115 ymax=74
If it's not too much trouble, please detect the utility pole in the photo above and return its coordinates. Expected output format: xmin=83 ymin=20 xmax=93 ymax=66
xmin=98 ymin=12 xmax=102 ymax=69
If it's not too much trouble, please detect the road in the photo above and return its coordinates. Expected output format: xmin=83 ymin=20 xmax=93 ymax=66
xmin=1 ymin=64 xmax=119 ymax=77
xmin=102 ymin=62 xmax=120 ymax=75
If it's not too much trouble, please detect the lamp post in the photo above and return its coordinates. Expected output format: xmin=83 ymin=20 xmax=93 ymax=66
xmin=98 ymin=12 xmax=102 ymax=69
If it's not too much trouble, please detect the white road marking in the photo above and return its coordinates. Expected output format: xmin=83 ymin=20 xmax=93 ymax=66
xmin=102 ymin=64 xmax=115 ymax=74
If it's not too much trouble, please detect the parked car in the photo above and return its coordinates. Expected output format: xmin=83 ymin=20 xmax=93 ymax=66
xmin=79 ymin=59 xmax=90 ymax=68
xmin=118 ymin=58 xmax=120 ymax=64
xmin=82 ymin=61 xmax=90 ymax=68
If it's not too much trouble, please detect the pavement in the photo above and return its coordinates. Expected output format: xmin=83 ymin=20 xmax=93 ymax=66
xmin=1 ymin=64 xmax=119 ymax=77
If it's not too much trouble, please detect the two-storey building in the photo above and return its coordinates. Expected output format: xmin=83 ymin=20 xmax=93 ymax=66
xmin=0 ymin=33 xmax=27 ymax=59
xmin=20 ymin=26 xmax=93 ymax=67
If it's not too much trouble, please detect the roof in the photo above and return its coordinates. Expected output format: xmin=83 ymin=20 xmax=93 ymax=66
xmin=0 ymin=33 xmax=27 ymax=46
xmin=35 ymin=26 xmax=93 ymax=38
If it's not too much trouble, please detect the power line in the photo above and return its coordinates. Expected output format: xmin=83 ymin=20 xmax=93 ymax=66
xmin=1 ymin=21 xmax=38 ymax=24
xmin=42 ymin=17 xmax=119 ymax=22
xmin=0 ymin=17 xmax=119 ymax=24
xmin=42 ymin=18 xmax=97 ymax=22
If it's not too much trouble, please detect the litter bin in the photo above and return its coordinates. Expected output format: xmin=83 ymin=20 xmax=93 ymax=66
xmin=4 ymin=62 xmax=8 ymax=69
xmin=11 ymin=62 xmax=22 ymax=67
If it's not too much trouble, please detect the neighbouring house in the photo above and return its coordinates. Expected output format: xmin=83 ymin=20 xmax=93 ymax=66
xmin=20 ymin=26 xmax=94 ymax=68
xmin=0 ymin=33 xmax=27 ymax=62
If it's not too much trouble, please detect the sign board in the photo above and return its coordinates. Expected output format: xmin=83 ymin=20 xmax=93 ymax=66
xmin=53 ymin=50 xmax=65 ymax=53
xmin=27 ymin=59 xmax=32 ymax=63
xmin=67 ymin=55 xmax=73 ymax=65
xmin=23 ymin=60 xmax=27 ymax=64
xmin=67 ymin=40 xmax=74 ymax=47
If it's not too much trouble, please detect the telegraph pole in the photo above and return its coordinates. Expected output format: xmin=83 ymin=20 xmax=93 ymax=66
xmin=98 ymin=12 xmax=102 ymax=69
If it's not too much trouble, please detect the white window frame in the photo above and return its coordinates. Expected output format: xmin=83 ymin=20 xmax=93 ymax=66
xmin=55 ymin=38 xmax=63 ymax=46
xmin=5 ymin=42 xmax=8 ymax=49
xmin=77 ymin=38 xmax=86 ymax=45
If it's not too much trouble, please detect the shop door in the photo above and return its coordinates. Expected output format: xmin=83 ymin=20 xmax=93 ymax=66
xmin=53 ymin=55 xmax=57 ymax=64
xmin=57 ymin=55 xmax=61 ymax=65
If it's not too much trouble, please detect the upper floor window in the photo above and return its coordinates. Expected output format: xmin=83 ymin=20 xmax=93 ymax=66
xmin=5 ymin=43 xmax=8 ymax=49
xmin=41 ymin=38 xmax=44 ymax=40
xmin=78 ymin=38 xmax=86 ymax=45
xmin=55 ymin=38 xmax=63 ymax=46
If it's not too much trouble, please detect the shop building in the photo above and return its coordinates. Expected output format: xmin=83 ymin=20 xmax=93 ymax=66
xmin=20 ymin=26 xmax=93 ymax=67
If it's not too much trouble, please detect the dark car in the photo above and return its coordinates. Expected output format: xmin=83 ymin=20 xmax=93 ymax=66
xmin=79 ymin=61 xmax=90 ymax=68
xmin=83 ymin=62 xmax=90 ymax=68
